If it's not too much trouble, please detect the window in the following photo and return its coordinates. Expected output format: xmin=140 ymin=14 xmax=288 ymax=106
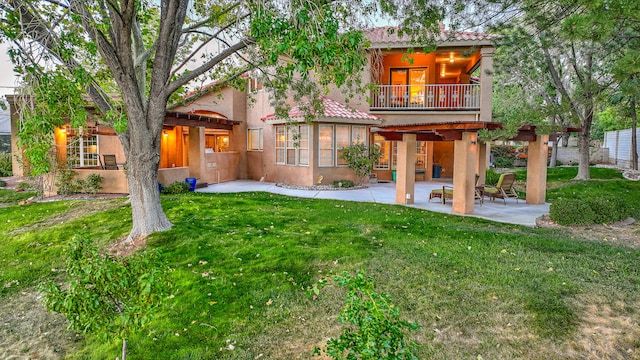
xmin=390 ymin=68 xmax=427 ymax=106
xmin=275 ymin=124 xmax=309 ymax=166
xmin=318 ymin=124 xmax=334 ymax=167
xmin=374 ymin=134 xmax=390 ymax=170
xmin=275 ymin=126 xmax=286 ymax=164
xmin=321 ymin=124 xmax=370 ymax=167
xmin=379 ymin=140 xmax=428 ymax=170
xmin=336 ymin=125 xmax=350 ymax=166
xmin=66 ymin=126 xmax=99 ymax=168
xmin=352 ymin=126 xmax=366 ymax=144
xmin=247 ymin=128 xmax=263 ymax=151
xmin=248 ymin=75 xmax=264 ymax=93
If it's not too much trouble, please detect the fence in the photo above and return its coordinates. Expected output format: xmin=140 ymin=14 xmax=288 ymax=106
xmin=603 ymin=128 xmax=640 ymax=168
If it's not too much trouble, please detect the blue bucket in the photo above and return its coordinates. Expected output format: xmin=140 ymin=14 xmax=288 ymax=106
xmin=185 ymin=177 xmax=197 ymax=192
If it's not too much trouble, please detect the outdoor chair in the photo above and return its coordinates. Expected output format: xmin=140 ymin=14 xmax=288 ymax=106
xmin=102 ymin=154 xmax=118 ymax=170
xmin=483 ymin=173 xmax=518 ymax=204
xmin=429 ymin=174 xmax=483 ymax=205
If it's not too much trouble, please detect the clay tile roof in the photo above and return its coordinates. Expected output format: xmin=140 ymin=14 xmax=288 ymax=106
xmin=261 ymin=96 xmax=379 ymax=122
xmin=364 ymin=26 xmax=497 ymax=46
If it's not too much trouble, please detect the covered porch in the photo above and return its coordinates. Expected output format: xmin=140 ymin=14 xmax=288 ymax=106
xmin=371 ymin=122 xmax=575 ymax=215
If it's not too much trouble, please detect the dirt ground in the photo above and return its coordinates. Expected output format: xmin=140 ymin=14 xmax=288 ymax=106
xmin=0 ymin=290 xmax=80 ymax=360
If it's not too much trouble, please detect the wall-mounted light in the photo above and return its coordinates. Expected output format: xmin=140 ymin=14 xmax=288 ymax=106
xmin=449 ymin=53 xmax=454 ymax=63
xmin=163 ymin=131 xmax=168 ymax=137
xmin=59 ymin=127 xmax=66 ymax=133
xmin=440 ymin=63 xmax=446 ymax=77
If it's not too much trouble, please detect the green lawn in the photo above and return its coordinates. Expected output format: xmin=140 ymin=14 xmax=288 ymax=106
xmin=1 ymin=169 xmax=640 ymax=359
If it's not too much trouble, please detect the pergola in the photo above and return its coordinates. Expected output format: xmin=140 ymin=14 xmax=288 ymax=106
xmin=371 ymin=122 xmax=579 ymax=214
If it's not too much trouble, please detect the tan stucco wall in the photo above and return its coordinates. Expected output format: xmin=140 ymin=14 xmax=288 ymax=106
xmin=158 ymin=167 xmax=190 ymax=186
xmin=203 ymin=152 xmax=240 ymax=183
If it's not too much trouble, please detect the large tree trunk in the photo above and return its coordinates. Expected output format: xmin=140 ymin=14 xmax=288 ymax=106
xmin=121 ymin=110 xmax=172 ymax=243
xmin=575 ymin=110 xmax=593 ymax=180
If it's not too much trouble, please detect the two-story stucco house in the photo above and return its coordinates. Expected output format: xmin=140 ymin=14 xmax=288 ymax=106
xmin=9 ymin=25 xmax=552 ymax=215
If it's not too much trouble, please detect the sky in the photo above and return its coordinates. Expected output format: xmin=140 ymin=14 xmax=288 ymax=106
xmin=0 ymin=43 xmax=18 ymax=97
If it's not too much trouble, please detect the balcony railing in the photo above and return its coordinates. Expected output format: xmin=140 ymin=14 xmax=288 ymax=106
xmin=370 ymin=84 xmax=480 ymax=110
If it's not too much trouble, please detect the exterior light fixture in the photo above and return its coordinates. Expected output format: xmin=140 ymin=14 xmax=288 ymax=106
xmin=163 ymin=131 xmax=168 ymax=137
xmin=449 ymin=53 xmax=454 ymax=63
xmin=440 ymin=63 xmax=446 ymax=77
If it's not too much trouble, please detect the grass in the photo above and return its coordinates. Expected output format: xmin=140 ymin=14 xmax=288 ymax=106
xmin=1 ymin=168 xmax=640 ymax=359
xmin=0 ymin=188 xmax=38 ymax=205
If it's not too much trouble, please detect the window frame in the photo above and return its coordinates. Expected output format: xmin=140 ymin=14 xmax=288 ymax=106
xmin=247 ymin=128 xmax=263 ymax=151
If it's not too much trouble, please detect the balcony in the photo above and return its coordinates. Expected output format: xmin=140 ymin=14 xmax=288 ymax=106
xmin=370 ymin=84 xmax=480 ymax=111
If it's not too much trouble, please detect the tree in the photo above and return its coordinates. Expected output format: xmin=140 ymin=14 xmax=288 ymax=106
xmin=458 ymin=0 xmax=640 ymax=179
xmin=0 ymin=0 xmax=444 ymax=242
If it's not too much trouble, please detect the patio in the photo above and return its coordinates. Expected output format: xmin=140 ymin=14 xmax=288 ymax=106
xmin=197 ymin=179 xmax=550 ymax=227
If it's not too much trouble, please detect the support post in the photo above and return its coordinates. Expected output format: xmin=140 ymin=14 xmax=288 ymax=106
xmin=188 ymin=127 xmax=206 ymax=179
xmin=452 ymin=132 xmax=478 ymax=214
xmin=526 ymin=135 xmax=549 ymax=204
xmin=476 ymin=141 xmax=490 ymax=185
xmin=395 ymin=134 xmax=416 ymax=204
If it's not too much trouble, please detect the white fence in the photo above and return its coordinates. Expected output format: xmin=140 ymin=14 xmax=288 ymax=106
xmin=603 ymin=128 xmax=640 ymax=168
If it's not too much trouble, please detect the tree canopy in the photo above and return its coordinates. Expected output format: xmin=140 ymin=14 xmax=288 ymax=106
xmin=0 ymin=0 xmax=446 ymax=240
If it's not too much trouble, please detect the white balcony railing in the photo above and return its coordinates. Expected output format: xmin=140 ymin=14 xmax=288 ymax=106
xmin=370 ymin=84 xmax=480 ymax=110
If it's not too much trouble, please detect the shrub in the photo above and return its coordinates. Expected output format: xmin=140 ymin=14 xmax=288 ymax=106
xmin=79 ymin=173 xmax=103 ymax=194
xmin=15 ymin=181 xmax=36 ymax=191
xmin=0 ymin=153 xmax=11 ymax=177
xmin=333 ymin=179 xmax=356 ymax=188
xmin=550 ymin=196 xmax=629 ymax=226
xmin=55 ymin=168 xmax=79 ymax=195
xmin=0 ymin=179 xmax=6 ymax=187
xmin=161 ymin=181 xmax=191 ymax=194
xmin=339 ymin=142 xmax=383 ymax=183
xmin=315 ymin=270 xmax=420 ymax=360
xmin=485 ymin=169 xmax=501 ymax=186
xmin=56 ymin=170 xmax=103 ymax=195
xmin=585 ymin=197 xmax=628 ymax=224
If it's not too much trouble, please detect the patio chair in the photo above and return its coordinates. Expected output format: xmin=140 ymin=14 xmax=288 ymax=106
xmin=429 ymin=174 xmax=483 ymax=205
xmin=102 ymin=154 xmax=118 ymax=170
xmin=483 ymin=173 xmax=518 ymax=204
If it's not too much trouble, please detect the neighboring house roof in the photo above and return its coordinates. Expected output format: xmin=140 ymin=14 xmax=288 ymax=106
xmin=261 ymin=96 xmax=381 ymax=125
xmin=365 ymin=25 xmax=497 ymax=48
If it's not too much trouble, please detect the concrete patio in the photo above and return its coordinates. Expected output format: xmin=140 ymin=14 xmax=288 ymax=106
xmin=197 ymin=179 xmax=550 ymax=227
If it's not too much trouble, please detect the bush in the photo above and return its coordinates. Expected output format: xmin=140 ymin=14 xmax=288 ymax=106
xmin=315 ymin=270 xmax=420 ymax=360
xmin=15 ymin=181 xmax=36 ymax=191
xmin=550 ymin=196 xmax=629 ymax=226
xmin=0 ymin=179 xmax=6 ymax=187
xmin=56 ymin=169 xmax=103 ymax=195
xmin=585 ymin=197 xmax=628 ymax=224
xmin=333 ymin=179 xmax=356 ymax=188
xmin=79 ymin=173 xmax=103 ymax=194
xmin=56 ymin=169 xmax=79 ymax=195
xmin=0 ymin=153 xmax=11 ymax=177
xmin=485 ymin=169 xmax=501 ymax=186
xmin=162 ymin=181 xmax=191 ymax=194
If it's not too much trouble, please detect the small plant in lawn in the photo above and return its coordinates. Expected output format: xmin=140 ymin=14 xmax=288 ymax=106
xmin=340 ymin=143 xmax=382 ymax=184
xmin=161 ymin=181 xmax=191 ymax=194
xmin=315 ymin=270 xmax=420 ymax=360
xmin=40 ymin=235 xmax=170 ymax=360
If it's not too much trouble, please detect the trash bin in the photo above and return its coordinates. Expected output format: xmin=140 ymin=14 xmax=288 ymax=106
xmin=432 ymin=164 xmax=442 ymax=178
xmin=158 ymin=182 xmax=163 ymax=193
xmin=185 ymin=177 xmax=197 ymax=192
xmin=392 ymin=170 xmax=397 ymax=182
